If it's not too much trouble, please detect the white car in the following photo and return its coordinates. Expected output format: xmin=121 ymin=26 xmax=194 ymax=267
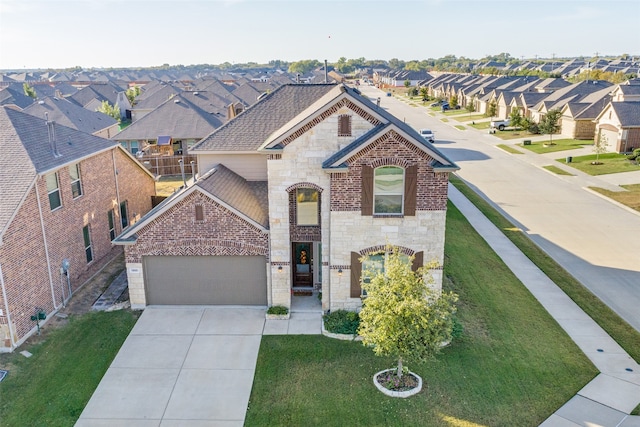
xmin=419 ymin=129 xmax=435 ymax=143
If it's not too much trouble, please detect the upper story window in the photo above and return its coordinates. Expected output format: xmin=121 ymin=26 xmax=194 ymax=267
xmin=374 ymin=166 xmax=404 ymax=215
xmin=120 ymin=200 xmax=129 ymax=229
xmin=83 ymin=225 xmax=94 ymax=263
xmin=296 ymin=188 xmax=319 ymax=225
xmin=69 ymin=163 xmax=83 ymax=199
xmin=108 ymin=210 xmax=116 ymax=241
xmin=46 ymin=172 xmax=62 ymax=211
xmin=338 ymin=114 xmax=352 ymax=137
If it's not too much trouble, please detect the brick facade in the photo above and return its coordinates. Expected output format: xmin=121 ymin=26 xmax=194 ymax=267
xmin=0 ymin=147 xmax=154 ymax=350
xmin=123 ymin=190 xmax=269 ymax=308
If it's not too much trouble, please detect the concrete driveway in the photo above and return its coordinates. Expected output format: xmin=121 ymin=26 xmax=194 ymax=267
xmin=76 ymin=306 xmax=266 ymax=426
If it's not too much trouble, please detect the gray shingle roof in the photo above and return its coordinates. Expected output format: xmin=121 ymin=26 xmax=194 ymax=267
xmin=23 ymin=96 xmax=117 ymax=134
xmin=113 ymin=94 xmax=224 ymax=140
xmin=196 ymin=164 xmax=269 ymax=228
xmin=0 ymin=107 xmax=117 ymax=239
xmin=611 ymin=102 xmax=640 ymax=126
xmin=191 ymin=84 xmax=336 ymax=152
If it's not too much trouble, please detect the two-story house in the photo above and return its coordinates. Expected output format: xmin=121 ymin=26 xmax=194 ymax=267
xmin=0 ymin=107 xmax=155 ymax=351
xmin=114 ymin=84 xmax=458 ymax=312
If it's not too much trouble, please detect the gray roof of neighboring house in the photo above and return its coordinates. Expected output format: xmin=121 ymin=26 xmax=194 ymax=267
xmin=196 ymin=164 xmax=269 ymax=228
xmin=0 ymin=84 xmax=35 ymax=108
xmin=68 ymin=82 xmax=126 ymax=108
xmin=0 ymin=106 xmax=117 ymax=239
xmin=610 ymin=102 xmax=640 ymax=126
xmin=23 ymin=96 xmax=117 ymax=134
xmin=132 ymin=84 xmax=183 ymax=109
xmin=112 ymin=93 xmax=224 ymax=140
xmin=191 ymin=84 xmax=337 ymax=152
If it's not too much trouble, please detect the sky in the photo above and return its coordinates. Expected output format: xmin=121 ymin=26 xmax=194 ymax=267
xmin=0 ymin=0 xmax=639 ymax=70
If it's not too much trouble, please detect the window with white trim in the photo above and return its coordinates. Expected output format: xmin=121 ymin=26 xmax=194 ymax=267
xmin=108 ymin=209 xmax=116 ymax=241
xmin=296 ymin=188 xmax=319 ymax=225
xmin=83 ymin=225 xmax=94 ymax=263
xmin=373 ymin=166 xmax=404 ymax=214
xmin=46 ymin=172 xmax=62 ymax=211
xmin=69 ymin=163 xmax=83 ymax=199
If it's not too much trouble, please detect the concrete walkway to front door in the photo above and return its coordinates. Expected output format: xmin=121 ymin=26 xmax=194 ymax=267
xmin=76 ymin=306 xmax=321 ymax=426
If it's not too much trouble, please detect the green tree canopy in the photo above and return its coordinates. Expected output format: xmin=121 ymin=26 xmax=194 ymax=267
xmin=358 ymin=247 xmax=458 ymax=380
xmin=98 ymin=100 xmax=120 ymax=122
xmin=288 ymin=59 xmax=322 ymax=75
xmin=539 ymin=109 xmax=562 ymax=144
xmin=23 ymin=83 xmax=37 ymax=98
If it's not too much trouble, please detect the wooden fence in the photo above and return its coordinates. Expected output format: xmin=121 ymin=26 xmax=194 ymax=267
xmin=137 ymin=154 xmax=198 ymax=176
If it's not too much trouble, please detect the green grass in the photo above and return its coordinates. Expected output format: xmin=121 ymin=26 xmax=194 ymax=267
xmin=496 ymin=144 xmax=523 ymax=154
xmin=543 ymin=165 xmax=575 ymax=175
xmin=450 ymin=175 xmax=640 ymax=363
xmin=440 ymin=118 xmax=449 ymax=122
xmin=453 ymin=113 xmax=486 ymax=123
xmin=246 ymin=201 xmax=597 ymax=426
xmin=491 ymin=130 xmax=536 ymax=140
xmin=521 ymin=138 xmax=593 ymax=154
xmin=560 ymin=153 xmax=640 ymax=175
xmin=469 ymin=121 xmax=491 ymax=130
xmin=0 ymin=310 xmax=139 ymax=426
xmin=156 ymin=174 xmax=192 ymax=196
xmin=589 ymin=184 xmax=640 ymax=212
xmin=454 ymin=125 xmax=466 ymax=130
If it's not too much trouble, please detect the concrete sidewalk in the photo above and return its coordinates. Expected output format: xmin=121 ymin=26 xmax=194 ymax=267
xmin=448 ymin=184 xmax=640 ymax=426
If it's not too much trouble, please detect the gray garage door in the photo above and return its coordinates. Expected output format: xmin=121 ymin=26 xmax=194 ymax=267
xmin=143 ymin=256 xmax=267 ymax=305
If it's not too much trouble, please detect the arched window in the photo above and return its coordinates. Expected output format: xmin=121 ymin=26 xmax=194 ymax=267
xmin=374 ymin=166 xmax=404 ymax=214
xmin=296 ymin=188 xmax=319 ymax=225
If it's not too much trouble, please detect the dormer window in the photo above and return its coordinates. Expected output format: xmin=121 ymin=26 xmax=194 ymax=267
xmin=338 ymin=114 xmax=352 ymax=137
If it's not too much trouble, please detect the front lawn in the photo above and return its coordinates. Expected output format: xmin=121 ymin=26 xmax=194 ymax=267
xmin=521 ymin=138 xmax=593 ymax=154
xmin=453 ymin=113 xmax=486 ymax=123
xmin=0 ymin=310 xmax=139 ymax=426
xmin=560 ymin=153 xmax=639 ymax=175
xmin=468 ymin=121 xmax=491 ymax=130
xmin=543 ymin=165 xmax=574 ymax=175
xmin=497 ymin=144 xmax=523 ymax=154
xmin=590 ymin=184 xmax=640 ymax=212
xmin=450 ymin=175 xmax=640 ymax=363
xmin=246 ymin=201 xmax=597 ymax=426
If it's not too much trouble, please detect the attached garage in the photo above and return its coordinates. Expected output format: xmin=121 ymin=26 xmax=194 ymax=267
xmin=143 ymin=255 xmax=267 ymax=305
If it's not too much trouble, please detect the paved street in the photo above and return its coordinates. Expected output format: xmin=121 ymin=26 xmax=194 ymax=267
xmin=359 ymin=85 xmax=640 ymax=332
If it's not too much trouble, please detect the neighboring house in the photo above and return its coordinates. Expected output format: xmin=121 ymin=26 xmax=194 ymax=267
xmin=0 ymin=107 xmax=155 ymax=351
xmin=22 ymin=96 xmax=119 ymax=139
xmin=111 ymin=92 xmax=226 ymax=157
xmin=0 ymin=84 xmax=35 ymax=109
xmin=114 ymin=83 xmax=458 ymax=312
xmin=593 ymin=101 xmax=640 ymax=153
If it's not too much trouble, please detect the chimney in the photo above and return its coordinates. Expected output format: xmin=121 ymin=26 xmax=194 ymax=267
xmin=44 ymin=112 xmax=61 ymax=157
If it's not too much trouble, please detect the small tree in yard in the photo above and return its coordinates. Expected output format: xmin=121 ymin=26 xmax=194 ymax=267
xmin=358 ymin=247 xmax=458 ymax=383
xmin=98 ymin=100 xmax=120 ymax=122
xmin=539 ymin=109 xmax=562 ymax=145
xmin=593 ymin=131 xmax=609 ymax=164
xmin=509 ymin=108 xmax=523 ymax=130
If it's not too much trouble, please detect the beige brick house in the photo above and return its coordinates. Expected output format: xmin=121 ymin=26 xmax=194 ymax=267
xmin=0 ymin=107 xmax=155 ymax=351
xmin=114 ymin=84 xmax=458 ymax=312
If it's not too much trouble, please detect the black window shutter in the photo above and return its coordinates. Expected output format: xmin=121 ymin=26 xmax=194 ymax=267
xmin=412 ymin=251 xmax=424 ymax=272
xmin=350 ymin=251 xmax=362 ymax=298
xmin=404 ymin=165 xmax=417 ymax=216
xmin=361 ymin=165 xmax=373 ymax=216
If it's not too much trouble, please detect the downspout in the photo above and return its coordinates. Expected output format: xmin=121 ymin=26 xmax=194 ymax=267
xmin=34 ymin=178 xmax=59 ymax=310
xmin=0 ymin=263 xmax=17 ymax=349
xmin=112 ymin=149 xmax=122 ymax=227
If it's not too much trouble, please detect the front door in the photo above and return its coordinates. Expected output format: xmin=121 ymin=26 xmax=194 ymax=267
xmin=292 ymin=242 xmax=313 ymax=287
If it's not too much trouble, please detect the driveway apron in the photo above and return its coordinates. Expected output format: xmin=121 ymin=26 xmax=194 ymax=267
xmin=76 ymin=306 xmax=265 ymax=426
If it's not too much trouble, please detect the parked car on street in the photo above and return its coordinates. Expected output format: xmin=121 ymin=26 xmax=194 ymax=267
xmin=419 ymin=129 xmax=435 ymax=143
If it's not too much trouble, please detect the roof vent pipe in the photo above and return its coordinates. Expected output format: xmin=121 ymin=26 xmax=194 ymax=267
xmin=179 ymin=159 xmax=186 ymax=188
xmin=44 ymin=112 xmax=61 ymax=157
xmin=325 ymin=59 xmax=328 ymax=83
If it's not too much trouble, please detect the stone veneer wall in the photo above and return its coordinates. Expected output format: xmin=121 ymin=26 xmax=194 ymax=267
xmin=124 ymin=191 xmax=269 ymax=308
xmin=268 ymin=106 xmax=374 ymax=310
